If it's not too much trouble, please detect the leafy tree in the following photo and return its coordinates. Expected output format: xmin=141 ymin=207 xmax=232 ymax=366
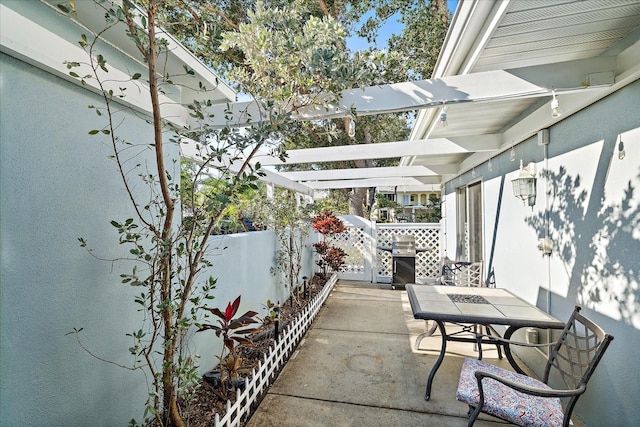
xmin=268 ymin=188 xmax=313 ymax=303
xmin=346 ymin=0 xmax=450 ymax=81
xmin=159 ymin=1 xmax=449 ymax=218
xmin=61 ymin=1 xmax=294 ymax=425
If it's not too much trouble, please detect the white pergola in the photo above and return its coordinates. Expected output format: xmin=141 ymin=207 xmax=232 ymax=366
xmin=13 ymin=1 xmax=636 ymax=199
xmin=179 ymin=0 xmax=640 ymax=199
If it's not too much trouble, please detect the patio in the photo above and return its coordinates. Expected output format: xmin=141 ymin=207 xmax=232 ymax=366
xmin=248 ymin=280 xmax=585 ymax=427
xmin=1 ymin=1 xmax=638 ymax=425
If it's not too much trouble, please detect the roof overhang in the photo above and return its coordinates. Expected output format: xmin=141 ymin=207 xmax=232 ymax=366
xmin=1 ymin=0 xmax=236 ymax=129
xmin=189 ymin=56 xmax=619 ymax=130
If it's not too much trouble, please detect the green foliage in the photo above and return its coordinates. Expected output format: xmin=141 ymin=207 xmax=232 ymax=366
xmin=261 ymin=299 xmax=280 ymax=325
xmin=159 ymin=1 xmax=448 ymax=216
xmin=220 ymin=0 xmax=377 ymax=109
xmin=375 ymin=194 xmax=401 ymax=210
xmin=64 ymin=2 xmax=283 ymax=425
xmin=64 ymin=1 xmax=450 ymax=424
xmin=348 ymin=0 xmax=450 ymax=81
xmin=308 ymin=191 xmax=349 ymax=216
xmin=268 ymin=188 xmax=313 ymax=297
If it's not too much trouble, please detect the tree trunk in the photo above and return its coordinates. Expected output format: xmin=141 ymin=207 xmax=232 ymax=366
xmin=348 ymin=187 xmax=367 ymax=216
xmin=348 ymin=125 xmax=373 ymax=217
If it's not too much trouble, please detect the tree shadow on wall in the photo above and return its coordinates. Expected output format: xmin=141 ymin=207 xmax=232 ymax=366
xmin=526 ymin=166 xmax=640 ymax=326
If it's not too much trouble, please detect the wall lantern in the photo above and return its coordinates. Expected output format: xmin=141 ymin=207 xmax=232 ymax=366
xmin=511 ymin=160 xmax=537 ymax=207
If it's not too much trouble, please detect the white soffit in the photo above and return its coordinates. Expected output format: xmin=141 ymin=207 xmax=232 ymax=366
xmin=410 ymin=0 xmax=640 ymax=145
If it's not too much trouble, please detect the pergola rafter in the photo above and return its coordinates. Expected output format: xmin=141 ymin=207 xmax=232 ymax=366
xmin=191 ymin=56 xmax=618 ymax=129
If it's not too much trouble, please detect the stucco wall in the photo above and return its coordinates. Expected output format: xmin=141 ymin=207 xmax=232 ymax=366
xmin=442 ymin=79 xmax=640 ymax=425
xmin=193 ymin=230 xmax=316 ymax=370
xmin=0 ymin=50 xmax=310 ymax=425
xmin=1 ymin=51 xmax=156 ymax=426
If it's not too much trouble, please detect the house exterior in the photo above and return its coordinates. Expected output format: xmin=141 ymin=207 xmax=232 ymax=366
xmin=407 ymin=1 xmax=640 ymax=425
xmin=2 ymin=0 xmax=638 ymax=426
xmin=373 ymin=189 xmax=441 ymax=223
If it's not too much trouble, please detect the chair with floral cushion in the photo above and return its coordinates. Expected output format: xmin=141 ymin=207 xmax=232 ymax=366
xmin=456 ymin=306 xmax=613 ymax=427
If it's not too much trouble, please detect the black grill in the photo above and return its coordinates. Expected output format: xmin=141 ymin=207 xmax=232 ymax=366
xmin=392 ymin=235 xmax=416 ymax=290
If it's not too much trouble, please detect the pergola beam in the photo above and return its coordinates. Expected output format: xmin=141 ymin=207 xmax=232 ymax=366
xmin=192 ymin=56 xmax=616 ymax=129
xmin=303 ymin=176 xmax=441 ymax=190
xmin=278 ymin=166 xmax=440 ymax=181
xmin=180 ymin=139 xmax=317 ymax=197
xmin=253 ymin=135 xmax=501 ymax=166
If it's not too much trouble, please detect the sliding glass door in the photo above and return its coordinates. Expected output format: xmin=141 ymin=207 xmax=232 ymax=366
xmin=456 ymin=182 xmax=483 ymax=263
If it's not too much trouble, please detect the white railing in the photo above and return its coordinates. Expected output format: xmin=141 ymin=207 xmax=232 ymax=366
xmin=213 ymin=273 xmax=338 ymax=426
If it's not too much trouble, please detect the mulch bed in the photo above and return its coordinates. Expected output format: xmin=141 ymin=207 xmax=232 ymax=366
xmin=178 ymin=274 xmax=329 ymax=426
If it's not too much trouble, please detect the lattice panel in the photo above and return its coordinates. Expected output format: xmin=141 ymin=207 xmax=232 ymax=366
xmin=334 ymin=226 xmax=366 ymax=274
xmin=377 ymin=225 xmax=441 ymax=279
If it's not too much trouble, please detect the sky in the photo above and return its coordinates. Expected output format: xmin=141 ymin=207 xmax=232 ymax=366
xmin=347 ymin=0 xmax=458 ymax=51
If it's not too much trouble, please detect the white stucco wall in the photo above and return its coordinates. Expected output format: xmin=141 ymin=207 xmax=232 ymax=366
xmin=442 ymin=79 xmax=640 ymax=425
xmin=0 ymin=48 xmax=312 ymax=425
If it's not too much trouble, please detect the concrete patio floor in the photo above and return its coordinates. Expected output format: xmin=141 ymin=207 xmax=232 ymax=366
xmin=248 ymin=280 xmax=526 ymax=426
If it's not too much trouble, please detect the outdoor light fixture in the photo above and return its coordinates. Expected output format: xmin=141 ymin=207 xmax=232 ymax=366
xmin=509 ymin=146 xmax=516 ymax=162
xmin=618 ymin=138 xmax=626 ymax=160
xmin=550 ymin=89 xmax=561 ymax=118
xmin=439 ymin=102 xmax=447 ymax=127
xmin=511 ymin=160 xmax=537 ymax=207
xmin=347 ymin=116 xmax=356 ymax=138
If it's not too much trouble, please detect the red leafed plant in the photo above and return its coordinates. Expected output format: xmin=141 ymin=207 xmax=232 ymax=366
xmin=311 ymin=210 xmax=347 ymax=276
xmin=198 ymin=296 xmax=259 ymax=395
xmin=311 ymin=210 xmax=347 ymax=235
xmin=199 ymin=296 xmax=259 ymax=355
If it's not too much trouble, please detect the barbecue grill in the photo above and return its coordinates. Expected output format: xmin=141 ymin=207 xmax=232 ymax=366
xmin=391 ymin=235 xmax=416 ymax=290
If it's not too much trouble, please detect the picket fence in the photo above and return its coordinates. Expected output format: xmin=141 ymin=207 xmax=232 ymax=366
xmin=213 ymin=273 xmax=338 ymax=426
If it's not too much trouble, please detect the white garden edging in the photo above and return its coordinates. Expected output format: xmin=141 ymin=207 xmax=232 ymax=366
xmin=213 ymin=273 xmax=338 ymax=426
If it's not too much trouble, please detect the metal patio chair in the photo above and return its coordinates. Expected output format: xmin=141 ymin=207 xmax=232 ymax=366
xmin=440 ymin=259 xmax=480 ymax=286
xmin=456 ymin=306 xmax=614 ymax=427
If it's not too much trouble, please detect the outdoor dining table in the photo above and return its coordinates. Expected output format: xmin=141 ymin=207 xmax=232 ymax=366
xmin=406 ymin=284 xmax=565 ymax=401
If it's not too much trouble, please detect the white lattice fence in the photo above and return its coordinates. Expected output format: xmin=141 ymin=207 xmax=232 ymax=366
xmin=333 ymin=226 xmax=367 ymax=275
xmin=376 ymin=224 xmax=441 ymax=279
xmin=213 ymin=273 xmax=338 ymax=427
